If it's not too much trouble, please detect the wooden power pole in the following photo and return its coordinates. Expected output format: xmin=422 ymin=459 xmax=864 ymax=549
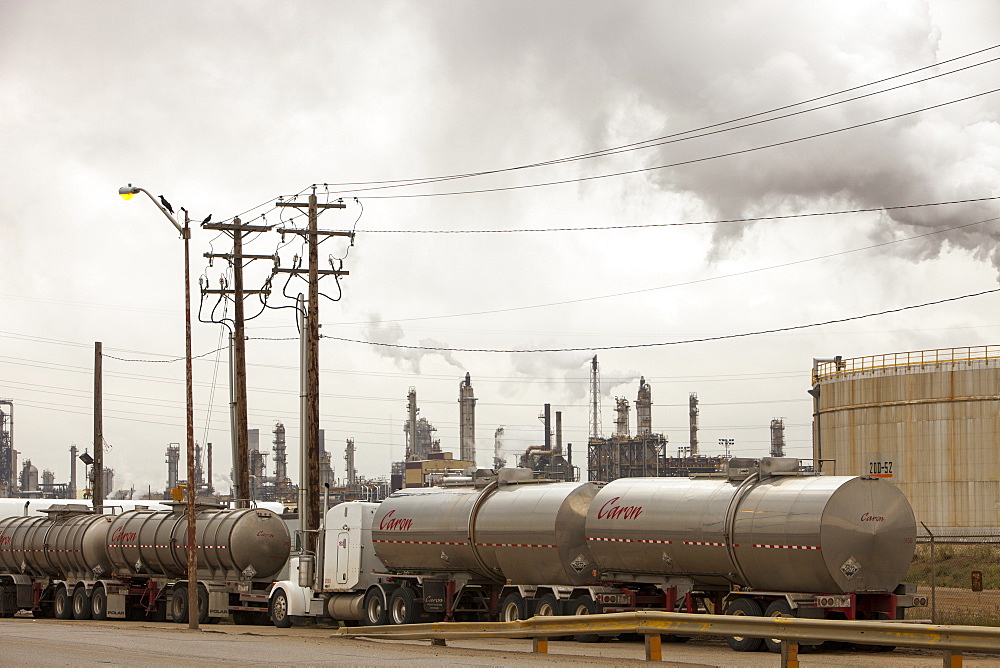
xmin=275 ymin=191 xmax=349 ymax=550
xmin=93 ymin=341 xmax=103 ymax=511
xmin=203 ymin=217 xmax=273 ymax=507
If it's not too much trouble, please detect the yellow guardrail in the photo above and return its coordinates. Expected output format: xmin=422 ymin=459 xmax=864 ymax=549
xmin=336 ymin=610 xmax=1000 ymax=666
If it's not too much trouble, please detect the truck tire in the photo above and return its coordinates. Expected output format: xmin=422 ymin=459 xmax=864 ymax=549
xmin=270 ymin=590 xmax=293 ymax=628
xmin=0 ymin=583 xmax=16 ymax=618
xmin=364 ymin=587 xmax=389 ymax=626
xmin=388 ymin=587 xmax=419 ymax=625
xmin=196 ymin=585 xmax=211 ymax=625
xmin=54 ymin=586 xmax=73 ymax=620
xmin=725 ymin=598 xmax=763 ymax=652
xmin=568 ymin=595 xmax=599 ymax=643
xmin=498 ymin=593 xmax=526 ymax=622
xmin=91 ymin=586 xmax=108 ymax=621
xmin=72 ymin=587 xmax=92 ymax=621
xmin=763 ymin=600 xmax=793 ymax=653
xmin=532 ymin=593 xmax=560 ymax=617
xmin=169 ymin=587 xmax=188 ymax=624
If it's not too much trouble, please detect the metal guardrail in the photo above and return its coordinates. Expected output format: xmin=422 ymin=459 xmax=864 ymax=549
xmin=336 ymin=610 xmax=1000 ymax=666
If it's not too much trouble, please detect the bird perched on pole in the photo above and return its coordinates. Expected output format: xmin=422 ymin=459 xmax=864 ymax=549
xmin=159 ymin=195 xmax=174 ymax=214
xmin=202 ymin=213 xmax=212 ymax=224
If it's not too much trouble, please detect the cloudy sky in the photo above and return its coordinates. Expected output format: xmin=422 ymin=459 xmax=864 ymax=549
xmin=1 ymin=0 xmax=998 ymax=496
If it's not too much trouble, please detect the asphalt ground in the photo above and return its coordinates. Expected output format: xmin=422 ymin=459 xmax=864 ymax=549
xmin=2 ymin=617 xmax=999 ymax=667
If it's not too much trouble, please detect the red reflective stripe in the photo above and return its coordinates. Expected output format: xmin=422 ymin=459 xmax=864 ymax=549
xmin=586 ymin=536 xmax=672 ymax=544
xmin=372 ymin=539 xmax=468 ymax=546
xmin=474 ymin=542 xmax=557 ymax=549
xmin=752 ymin=544 xmax=821 ymax=550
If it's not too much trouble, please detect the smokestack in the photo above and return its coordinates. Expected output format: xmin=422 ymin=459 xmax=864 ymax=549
xmin=555 ymin=411 xmax=562 ymax=454
xmin=458 ymin=372 xmax=477 ymax=465
xmin=345 ymin=438 xmax=356 ymax=485
xmin=69 ymin=444 xmax=78 ymax=499
xmin=207 ymin=442 xmax=213 ymax=495
xmin=689 ymin=393 xmax=699 ymax=457
xmin=406 ymin=388 xmax=417 ymax=461
xmin=543 ymin=404 xmax=552 ymax=450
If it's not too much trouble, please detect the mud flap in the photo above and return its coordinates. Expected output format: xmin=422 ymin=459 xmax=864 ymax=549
xmin=106 ymin=592 xmax=127 ymax=619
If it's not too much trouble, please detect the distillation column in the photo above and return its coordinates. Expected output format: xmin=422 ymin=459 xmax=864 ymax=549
xmin=458 ymin=372 xmax=477 ymax=465
xmin=636 ymin=377 xmax=652 ymax=435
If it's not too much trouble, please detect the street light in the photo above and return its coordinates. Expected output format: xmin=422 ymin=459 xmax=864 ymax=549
xmin=118 ymin=183 xmax=199 ymax=630
xmin=719 ymin=438 xmax=734 ymax=459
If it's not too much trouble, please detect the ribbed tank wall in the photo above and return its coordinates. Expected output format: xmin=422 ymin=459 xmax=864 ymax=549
xmin=106 ymin=507 xmax=291 ymax=580
xmin=815 ymin=354 xmax=1000 ymax=531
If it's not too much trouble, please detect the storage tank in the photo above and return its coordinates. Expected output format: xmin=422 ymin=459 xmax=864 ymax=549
xmin=372 ymin=473 xmax=598 ymax=585
xmin=0 ymin=506 xmax=114 ymax=579
xmin=586 ymin=460 xmax=915 ymax=594
xmin=105 ymin=505 xmax=290 ymax=580
xmin=813 ymin=347 xmax=1000 ymax=533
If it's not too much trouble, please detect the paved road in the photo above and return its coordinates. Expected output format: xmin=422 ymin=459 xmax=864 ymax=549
xmin=2 ymin=618 xmax=998 ymax=666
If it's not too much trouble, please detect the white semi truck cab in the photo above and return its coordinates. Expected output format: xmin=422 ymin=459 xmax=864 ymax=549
xmin=268 ymin=501 xmax=386 ymax=627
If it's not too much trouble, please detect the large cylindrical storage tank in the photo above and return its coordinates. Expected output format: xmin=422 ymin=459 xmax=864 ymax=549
xmin=106 ymin=506 xmax=290 ymax=580
xmin=814 ymin=347 xmax=1000 ymax=533
xmin=0 ymin=511 xmax=113 ymax=579
xmin=372 ymin=486 xmax=489 ymax=578
xmin=475 ymin=481 xmax=597 ymax=586
xmin=587 ymin=473 xmax=915 ymax=594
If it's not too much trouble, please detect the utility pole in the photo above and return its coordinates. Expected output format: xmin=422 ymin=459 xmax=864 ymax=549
xmin=275 ymin=191 xmax=349 ymax=551
xmin=93 ymin=342 xmax=103 ymax=511
xmin=182 ymin=209 xmax=198 ymax=630
xmin=202 ymin=216 xmax=273 ymax=508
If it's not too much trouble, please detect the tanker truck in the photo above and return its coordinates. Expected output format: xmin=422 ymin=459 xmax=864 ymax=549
xmin=266 ymin=458 xmax=925 ymax=653
xmin=0 ymin=502 xmax=291 ymax=623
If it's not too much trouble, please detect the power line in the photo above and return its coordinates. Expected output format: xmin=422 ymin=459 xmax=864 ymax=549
xmin=359 ymin=196 xmax=1000 ymax=233
xmin=209 ymin=45 xmax=1000 ymax=223
xmin=316 ymin=44 xmax=1000 ymax=194
xmin=322 ymin=213 xmax=1000 ymax=324
xmin=322 ymin=288 xmax=1000 ymax=353
xmin=346 ymin=88 xmax=1000 ymax=199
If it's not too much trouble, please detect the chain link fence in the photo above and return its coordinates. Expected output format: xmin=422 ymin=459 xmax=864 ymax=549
xmin=906 ymin=530 xmax=1000 ymax=626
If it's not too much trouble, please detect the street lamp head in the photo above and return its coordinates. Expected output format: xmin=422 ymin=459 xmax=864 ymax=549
xmin=118 ymin=184 xmax=140 ymax=200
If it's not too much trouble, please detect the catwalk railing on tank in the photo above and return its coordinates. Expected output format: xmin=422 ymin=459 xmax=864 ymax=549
xmin=814 ymin=345 xmax=1000 ymax=382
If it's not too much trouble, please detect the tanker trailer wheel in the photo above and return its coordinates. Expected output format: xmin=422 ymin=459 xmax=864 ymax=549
xmin=498 ymin=593 xmax=526 ymax=622
xmin=533 ymin=593 xmax=560 ymax=617
xmin=364 ymin=587 xmax=390 ymax=626
xmin=724 ymin=598 xmax=763 ymax=652
xmin=0 ymin=583 xmax=16 ymax=618
xmin=169 ymin=587 xmax=188 ymax=624
xmin=195 ymin=585 xmax=212 ymax=625
xmin=54 ymin=586 xmax=73 ymax=620
xmin=763 ymin=600 xmax=793 ymax=653
xmin=269 ymin=590 xmax=292 ymax=628
xmin=388 ymin=587 xmax=419 ymax=625
xmin=72 ymin=587 xmax=92 ymax=621
xmin=91 ymin=586 xmax=108 ymax=621
xmin=568 ymin=595 xmax=599 ymax=643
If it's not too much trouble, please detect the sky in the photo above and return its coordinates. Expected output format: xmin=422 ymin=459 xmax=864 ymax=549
xmin=1 ymin=0 xmax=998 ymax=497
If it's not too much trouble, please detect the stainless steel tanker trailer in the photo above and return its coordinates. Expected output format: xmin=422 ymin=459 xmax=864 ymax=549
xmin=268 ymin=458 xmax=924 ymax=653
xmin=0 ymin=502 xmax=291 ymax=623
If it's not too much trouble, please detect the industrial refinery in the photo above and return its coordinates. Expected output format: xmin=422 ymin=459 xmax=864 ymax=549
xmin=4 ymin=345 xmax=996 ymax=540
